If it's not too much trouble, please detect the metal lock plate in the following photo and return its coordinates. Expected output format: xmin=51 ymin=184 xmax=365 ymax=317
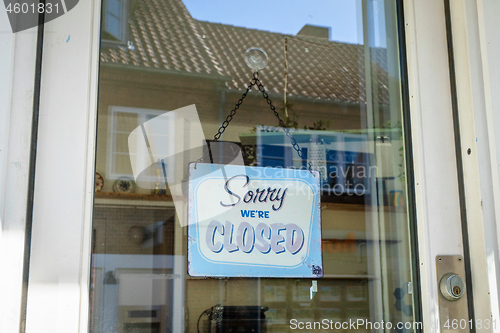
xmin=436 ymin=255 xmax=469 ymax=332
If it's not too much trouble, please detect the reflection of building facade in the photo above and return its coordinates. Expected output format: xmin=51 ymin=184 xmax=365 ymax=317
xmin=97 ymin=0 xmax=399 ymax=193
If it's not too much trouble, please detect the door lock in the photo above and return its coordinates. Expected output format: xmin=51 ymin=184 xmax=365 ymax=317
xmin=436 ymin=255 xmax=469 ymax=331
xmin=439 ymin=272 xmax=465 ymax=301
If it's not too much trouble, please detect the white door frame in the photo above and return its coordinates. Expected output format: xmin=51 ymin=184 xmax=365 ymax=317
xmin=403 ymin=0 xmax=467 ymax=330
xmin=21 ymin=1 xmax=101 ymax=332
xmin=445 ymin=0 xmax=500 ymax=328
xmin=13 ymin=0 xmax=499 ymax=332
xmin=0 ymin=8 xmax=40 ymax=333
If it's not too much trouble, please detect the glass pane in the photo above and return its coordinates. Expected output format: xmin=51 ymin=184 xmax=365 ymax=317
xmin=105 ymin=15 xmax=122 ymax=40
xmin=115 ymin=111 xmax=140 ymax=132
xmin=91 ymin=0 xmax=418 ymax=332
xmin=107 ymin=0 xmax=122 ymax=17
xmin=115 ymin=133 xmax=131 ymax=153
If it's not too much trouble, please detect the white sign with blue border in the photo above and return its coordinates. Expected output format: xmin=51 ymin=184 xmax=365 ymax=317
xmin=188 ymin=163 xmax=323 ymax=278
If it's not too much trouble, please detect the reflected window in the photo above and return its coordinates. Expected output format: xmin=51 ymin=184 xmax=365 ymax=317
xmin=102 ymin=0 xmax=128 ymax=42
xmin=106 ymin=107 xmax=171 ymax=180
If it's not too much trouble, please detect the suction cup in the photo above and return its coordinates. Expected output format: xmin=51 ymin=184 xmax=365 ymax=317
xmin=244 ymin=47 xmax=268 ymax=71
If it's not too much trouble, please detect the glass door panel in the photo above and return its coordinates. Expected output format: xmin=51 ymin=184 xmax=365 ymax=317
xmin=89 ymin=0 xmax=417 ymax=332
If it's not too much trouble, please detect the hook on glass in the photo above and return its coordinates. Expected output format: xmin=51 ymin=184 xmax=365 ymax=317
xmin=245 ymin=47 xmax=268 ymax=71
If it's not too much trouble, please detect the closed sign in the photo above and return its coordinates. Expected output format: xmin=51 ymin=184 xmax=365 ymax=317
xmin=188 ymin=163 xmax=323 ymax=277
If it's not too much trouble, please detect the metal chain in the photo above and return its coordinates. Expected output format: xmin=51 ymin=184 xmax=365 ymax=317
xmin=252 ymin=73 xmax=313 ymax=172
xmin=197 ymin=72 xmax=313 ymax=173
xmin=194 ymin=77 xmax=256 ymax=167
xmin=213 ymin=76 xmax=256 ymax=141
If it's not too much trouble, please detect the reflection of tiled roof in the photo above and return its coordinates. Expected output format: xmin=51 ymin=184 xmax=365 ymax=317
xmin=100 ymin=0 xmax=390 ymax=104
xmin=100 ymin=0 xmax=222 ymax=75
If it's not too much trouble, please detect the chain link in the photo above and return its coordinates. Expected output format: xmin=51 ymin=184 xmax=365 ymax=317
xmin=213 ymin=76 xmax=256 ymax=141
xmin=197 ymin=72 xmax=313 ymax=174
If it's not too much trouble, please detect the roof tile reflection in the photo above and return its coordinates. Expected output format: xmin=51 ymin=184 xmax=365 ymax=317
xmin=100 ymin=0 xmax=391 ymax=104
